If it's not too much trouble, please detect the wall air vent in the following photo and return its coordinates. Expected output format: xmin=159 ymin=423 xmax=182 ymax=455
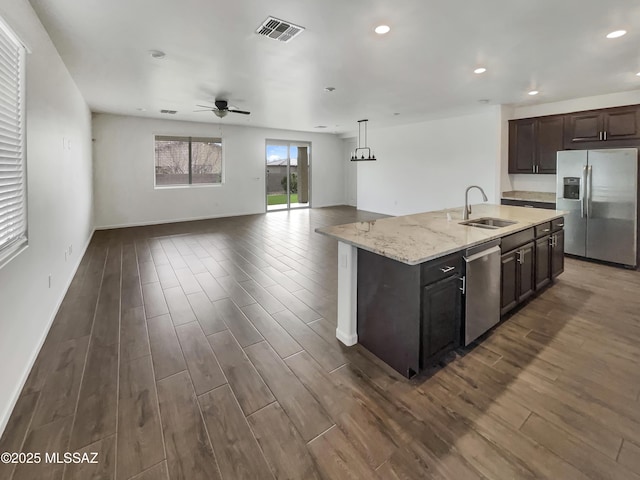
xmin=160 ymin=110 xmax=177 ymax=114
xmin=256 ymin=16 xmax=305 ymax=42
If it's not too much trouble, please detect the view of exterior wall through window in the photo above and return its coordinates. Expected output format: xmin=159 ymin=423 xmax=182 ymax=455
xmin=154 ymin=135 xmax=222 ymax=186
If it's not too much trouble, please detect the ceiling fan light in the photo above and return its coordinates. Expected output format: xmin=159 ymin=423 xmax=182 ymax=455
xmin=214 ymin=110 xmax=228 ymax=118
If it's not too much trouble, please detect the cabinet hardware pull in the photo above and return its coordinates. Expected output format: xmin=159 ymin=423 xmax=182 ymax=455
xmin=532 ymin=165 xmax=535 ymax=173
xmin=459 ymin=276 xmax=466 ymax=294
xmin=557 ymin=223 xmax=564 ymax=227
xmin=604 ymin=131 xmax=607 ymax=141
xmin=440 ymin=266 xmax=455 ymax=273
xmin=599 ymin=131 xmax=603 ymax=141
xmin=542 ymin=228 xmax=550 ymax=232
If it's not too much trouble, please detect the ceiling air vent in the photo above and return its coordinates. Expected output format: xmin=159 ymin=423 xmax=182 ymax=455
xmin=256 ymin=16 xmax=305 ymax=42
xmin=160 ymin=109 xmax=177 ymax=114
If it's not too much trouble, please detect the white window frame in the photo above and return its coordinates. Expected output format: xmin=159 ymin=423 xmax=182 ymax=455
xmin=0 ymin=17 xmax=28 ymax=268
xmin=153 ymin=135 xmax=224 ymax=189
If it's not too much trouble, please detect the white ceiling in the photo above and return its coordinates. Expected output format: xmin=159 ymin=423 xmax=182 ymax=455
xmin=28 ymin=0 xmax=640 ymax=134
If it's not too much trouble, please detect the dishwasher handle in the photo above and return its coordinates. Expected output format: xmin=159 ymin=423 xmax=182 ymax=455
xmin=459 ymin=276 xmax=466 ymax=294
xmin=464 ymin=245 xmax=501 ymax=263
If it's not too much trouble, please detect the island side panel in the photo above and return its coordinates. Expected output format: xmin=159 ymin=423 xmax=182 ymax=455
xmin=336 ymin=241 xmax=359 ymax=346
xmin=357 ymin=249 xmax=421 ymax=378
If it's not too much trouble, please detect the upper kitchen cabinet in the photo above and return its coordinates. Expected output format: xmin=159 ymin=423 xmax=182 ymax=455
xmin=509 ymin=115 xmax=563 ymax=174
xmin=564 ymin=105 xmax=640 ymax=148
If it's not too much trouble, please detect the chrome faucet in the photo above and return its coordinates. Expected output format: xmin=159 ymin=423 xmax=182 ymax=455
xmin=463 ymin=185 xmax=488 ymax=220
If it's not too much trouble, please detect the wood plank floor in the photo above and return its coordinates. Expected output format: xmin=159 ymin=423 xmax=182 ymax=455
xmin=2 ymin=205 xmax=640 ymax=479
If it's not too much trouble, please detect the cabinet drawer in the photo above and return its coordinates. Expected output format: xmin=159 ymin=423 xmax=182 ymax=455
xmin=552 ymin=217 xmax=565 ymax=231
xmin=501 ymin=228 xmax=535 ymax=253
xmin=535 ymin=222 xmax=552 ymax=238
xmin=421 ymin=252 xmax=462 ymax=286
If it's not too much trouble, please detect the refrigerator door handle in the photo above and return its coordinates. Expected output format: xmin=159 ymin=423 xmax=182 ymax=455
xmin=586 ymin=165 xmax=593 ymax=218
xmin=581 ymin=165 xmax=587 ymax=218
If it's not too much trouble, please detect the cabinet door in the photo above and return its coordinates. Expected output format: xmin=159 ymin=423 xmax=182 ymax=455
xmin=500 ymin=250 xmax=518 ymax=315
xmin=564 ymin=112 xmax=602 ymax=145
xmin=509 ymin=119 xmax=536 ymax=173
xmin=551 ymin=230 xmax=565 ymax=278
xmin=518 ymin=242 xmax=535 ymax=303
xmin=604 ymin=107 xmax=640 ymax=141
xmin=535 ymin=236 xmax=551 ymax=290
xmin=421 ymin=275 xmax=460 ymax=365
xmin=536 ymin=116 xmax=563 ymax=173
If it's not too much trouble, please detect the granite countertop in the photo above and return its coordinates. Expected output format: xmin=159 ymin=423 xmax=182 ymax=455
xmin=315 ymin=204 xmax=565 ymax=265
xmin=502 ymin=190 xmax=556 ymax=203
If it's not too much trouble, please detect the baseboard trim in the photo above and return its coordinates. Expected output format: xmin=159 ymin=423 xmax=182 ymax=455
xmin=95 ymin=210 xmax=265 ymax=230
xmin=336 ymin=328 xmax=357 ymax=347
xmin=0 ymin=228 xmax=96 ymax=438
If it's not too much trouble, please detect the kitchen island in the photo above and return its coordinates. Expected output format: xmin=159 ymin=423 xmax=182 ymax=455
xmin=316 ymin=204 xmax=566 ymax=377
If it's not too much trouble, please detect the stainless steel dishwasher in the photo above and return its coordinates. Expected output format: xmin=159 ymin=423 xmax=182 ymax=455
xmin=462 ymin=239 xmax=501 ymax=345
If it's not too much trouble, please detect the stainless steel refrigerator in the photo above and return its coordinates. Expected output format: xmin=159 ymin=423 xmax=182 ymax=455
xmin=556 ymin=148 xmax=638 ymax=267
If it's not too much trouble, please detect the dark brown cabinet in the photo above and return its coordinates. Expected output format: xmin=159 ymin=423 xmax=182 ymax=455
xmin=509 ymin=105 xmax=640 ymax=175
xmin=533 ymin=218 xmax=565 ymax=293
xmin=500 ymin=250 xmax=518 ymax=314
xmin=421 ymin=275 xmax=461 ymax=367
xmin=500 ymin=241 xmax=535 ymax=316
xmin=357 ymin=249 xmax=462 ymax=378
xmin=551 ymin=229 xmax=564 ymax=278
xmin=535 ymin=235 xmax=551 ymax=290
xmin=564 ymin=106 xmax=640 ymax=147
xmin=509 ymin=118 xmax=536 ymax=173
xmin=509 ymin=116 xmax=563 ymax=174
xmin=537 ymin=116 xmax=565 ymax=172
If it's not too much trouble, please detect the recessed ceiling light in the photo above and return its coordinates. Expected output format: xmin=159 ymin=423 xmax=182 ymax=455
xmin=374 ymin=25 xmax=390 ymax=35
xmin=606 ymin=30 xmax=627 ymax=39
xmin=478 ymin=99 xmax=490 ymax=104
xmin=314 ymin=125 xmax=327 ymax=129
xmin=149 ymin=50 xmax=166 ymax=59
xmin=474 ymin=67 xmax=487 ymax=74
xmin=136 ymin=107 xmax=146 ymax=112
xmin=528 ymin=90 xmax=539 ymax=96
xmin=324 ymin=87 xmax=336 ymax=92
xmin=393 ymin=112 xmax=400 ymax=116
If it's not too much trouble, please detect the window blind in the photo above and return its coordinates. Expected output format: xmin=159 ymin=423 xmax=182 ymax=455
xmin=0 ymin=19 xmax=26 ymax=264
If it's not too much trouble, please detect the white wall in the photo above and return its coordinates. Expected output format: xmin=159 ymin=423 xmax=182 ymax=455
xmin=0 ymin=1 xmax=93 ymax=435
xmin=502 ymin=90 xmax=640 ymax=194
xmin=511 ymin=90 xmax=640 ymax=120
xmin=357 ymin=107 xmax=502 ymax=216
xmin=342 ymin=138 xmax=357 ymax=207
xmin=93 ymin=114 xmax=346 ymax=228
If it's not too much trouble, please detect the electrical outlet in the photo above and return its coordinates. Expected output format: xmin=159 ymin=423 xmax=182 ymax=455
xmin=48 ymin=274 xmax=52 ymax=288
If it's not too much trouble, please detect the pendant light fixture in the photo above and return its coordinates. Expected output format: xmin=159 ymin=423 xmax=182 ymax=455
xmin=350 ymin=119 xmax=376 ymax=161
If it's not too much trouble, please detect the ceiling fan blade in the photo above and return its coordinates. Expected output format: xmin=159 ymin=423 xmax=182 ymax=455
xmin=193 ymin=109 xmax=214 ymax=112
xmin=229 ymin=109 xmax=251 ymax=115
xmin=196 ymin=104 xmax=215 ymax=109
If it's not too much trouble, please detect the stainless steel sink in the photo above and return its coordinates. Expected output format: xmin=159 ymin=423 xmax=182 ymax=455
xmin=459 ymin=217 xmax=517 ymax=229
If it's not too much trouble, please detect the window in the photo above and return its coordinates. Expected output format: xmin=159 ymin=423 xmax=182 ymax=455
xmin=154 ymin=136 xmax=222 ymax=186
xmin=0 ymin=18 xmax=27 ymax=266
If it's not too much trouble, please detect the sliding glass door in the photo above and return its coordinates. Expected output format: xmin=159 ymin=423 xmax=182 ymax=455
xmin=266 ymin=141 xmax=310 ymax=211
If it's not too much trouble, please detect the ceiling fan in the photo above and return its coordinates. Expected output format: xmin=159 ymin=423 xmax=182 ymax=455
xmin=194 ymin=100 xmax=250 ymax=118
